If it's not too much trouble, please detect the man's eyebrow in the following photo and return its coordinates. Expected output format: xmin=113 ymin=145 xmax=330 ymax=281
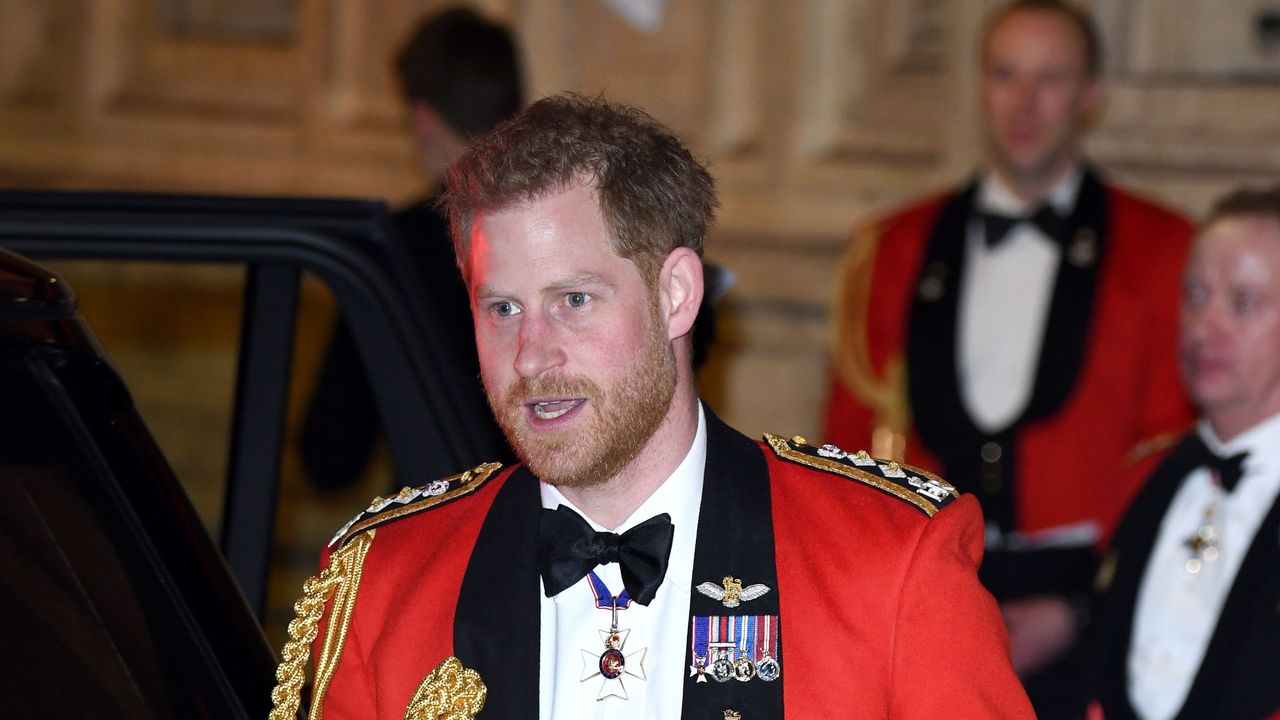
xmin=547 ymin=272 xmax=610 ymax=291
xmin=473 ymin=273 xmax=613 ymax=301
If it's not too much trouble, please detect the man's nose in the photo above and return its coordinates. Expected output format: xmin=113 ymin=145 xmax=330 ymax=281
xmin=1012 ymin=80 xmax=1037 ymax=114
xmin=513 ymin=314 xmax=567 ymax=379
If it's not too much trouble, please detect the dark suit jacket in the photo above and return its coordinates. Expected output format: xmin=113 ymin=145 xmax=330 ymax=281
xmin=1090 ymin=433 xmax=1280 ymax=720
xmin=303 ymin=408 xmax=1032 ymax=718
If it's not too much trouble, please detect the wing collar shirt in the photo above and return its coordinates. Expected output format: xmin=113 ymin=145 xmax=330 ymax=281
xmin=959 ymin=165 xmax=1082 ymax=435
xmin=538 ymin=403 xmax=707 ymax=719
xmin=1128 ymin=411 xmax=1280 ymax=720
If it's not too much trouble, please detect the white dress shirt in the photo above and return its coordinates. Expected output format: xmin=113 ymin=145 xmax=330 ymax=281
xmin=958 ymin=167 xmax=1082 ymax=434
xmin=1128 ymin=412 xmax=1280 ymax=720
xmin=538 ymin=404 xmax=706 ymax=720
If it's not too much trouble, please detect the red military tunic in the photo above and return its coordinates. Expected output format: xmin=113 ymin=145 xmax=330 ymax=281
xmin=283 ymin=410 xmax=1033 ymax=718
xmin=825 ymin=172 xmax=1193 ymax=567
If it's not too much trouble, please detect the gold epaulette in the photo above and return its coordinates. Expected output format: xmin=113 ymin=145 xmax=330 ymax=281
xmin=764 ymin=434 xmax=957 ymax=517
xmin=327 ymin=462 xmax=504 ymax=550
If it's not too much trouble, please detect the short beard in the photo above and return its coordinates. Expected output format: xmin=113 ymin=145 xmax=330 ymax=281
xmin=487 ymin=304 xmax=677 ymax=488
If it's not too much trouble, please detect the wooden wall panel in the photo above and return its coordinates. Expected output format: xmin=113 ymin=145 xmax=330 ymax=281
xmin=1087 ymin=0 xmax=1280 ymax=214
xmin=1 ymin=0 xmax=1277 ymax=461
xmin=4 ymin=0 xmax=1279 ymax=645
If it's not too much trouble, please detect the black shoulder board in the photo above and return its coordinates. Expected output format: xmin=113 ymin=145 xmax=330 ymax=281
xmin=764 ymin=434 xmax=958 ymax=517
xmin=328 ymin=461 xmax=504 ymax=549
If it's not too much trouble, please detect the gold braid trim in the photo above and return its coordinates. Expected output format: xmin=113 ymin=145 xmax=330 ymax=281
xmin=829 ymin=222 xmax=909 ymax=460
xmin=764 ymin=433 xmax=947 ymax=516
xmin=403 ymin=656 xmax=487 ymax=720
xmin=1124 ymin=430 xmax=1182 ymax=466
xmin=334 ymin=462 xmax=504 ymax=549
xmin=269 ymin=529 xmax=375 ymax=720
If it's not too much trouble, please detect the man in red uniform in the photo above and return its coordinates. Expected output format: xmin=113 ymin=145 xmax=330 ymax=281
xmin=823 ymin=1 xmax=1194 ymax=715
xmin=271 ymin=94 xmax=1033 ymax=719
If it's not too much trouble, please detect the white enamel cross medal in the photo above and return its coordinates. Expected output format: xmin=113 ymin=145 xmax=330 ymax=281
xmin=580 ymin=596 xmax=647 ymax=701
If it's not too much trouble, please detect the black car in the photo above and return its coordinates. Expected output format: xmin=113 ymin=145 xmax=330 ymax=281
xmin=0 ymin=247 xmax=275 ymax=717
xmin=0 ymin=191 xmax=508 ymax=718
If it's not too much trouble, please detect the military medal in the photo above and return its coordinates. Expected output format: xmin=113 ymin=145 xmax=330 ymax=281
xmin=691 ymin=575 xmax=781 ymax=686
xmin=756 ymin=614 xmax=780 ymax=682
xmin=690 ymin=614 xmax=781 ymax=685
xmin=688 ymin=613 xmax=712 ymax=683
xmin=710 ymin=644 xmax=735 ymax=683
xmin=580 ymin=573 xmax=646 ymax=701
xmin=730 ymin=615 xmax=759 ymax=682
xmin=1183 ymin=501 xmax=1222 ymax=574
xmin=698 ymin=615 xmax=734 ymax=682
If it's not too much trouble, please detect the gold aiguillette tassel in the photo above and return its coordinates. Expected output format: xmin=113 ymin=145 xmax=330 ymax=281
xmin=403 ymin=656 xmax=488 ymax=720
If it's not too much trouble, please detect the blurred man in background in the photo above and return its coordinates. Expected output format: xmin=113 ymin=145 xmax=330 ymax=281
xmin=301 ymin=8 xmax=524 ymax=489
xmin=1089 ymin=184 xmax=1280 ymax=720
xmin=823 ymin=1 xmax=1194 ymax=715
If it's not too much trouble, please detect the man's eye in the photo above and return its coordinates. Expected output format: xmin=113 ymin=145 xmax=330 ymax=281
xmin=492 ymin=301 xmax=519 ymax=317
xmin=565 ymin=292 xmax=588 ymax=308
xmin=1183 ymin=283 xmax=1206 ymax=309
xmin=987 ymin=66 xmax=1014 ymax=83
xmin=1233 ymin=291 xmax=1257 ymax=315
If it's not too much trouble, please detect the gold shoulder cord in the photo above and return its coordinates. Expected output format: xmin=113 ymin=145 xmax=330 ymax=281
xmin=269 ymin=529 xmax=375 ymax=720
xmin=830 ymin=222 xmax=909 ymax=460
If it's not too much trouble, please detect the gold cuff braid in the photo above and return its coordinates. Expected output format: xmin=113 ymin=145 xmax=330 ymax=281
xmin=269 ymin=529 xmax=375 ymax=720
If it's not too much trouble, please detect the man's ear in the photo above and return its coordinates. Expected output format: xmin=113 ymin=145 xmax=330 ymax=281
xmin=658 ymin=247 xmax=704 ymax=341
xmin=412 ymin=100 xmax=459 ymax=137
xmin=1080 ymin=77 xmax=1104 ymax=126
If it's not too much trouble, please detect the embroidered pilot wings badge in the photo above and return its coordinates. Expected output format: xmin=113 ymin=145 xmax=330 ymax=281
xmin=695 ymin=576 xmax=771 ymax=608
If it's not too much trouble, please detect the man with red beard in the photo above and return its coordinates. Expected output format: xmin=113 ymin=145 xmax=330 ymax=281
xmin=823 ymin=2 xmax=1193 ymax=714
xmin=271 ymin=94 xmax=1033 ymax=719
xmin=1087 ymin=186 xmax=1280 ymax=720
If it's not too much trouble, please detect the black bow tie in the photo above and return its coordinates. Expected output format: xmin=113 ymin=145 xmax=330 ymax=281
xmin=1186 ymin=434 xmax=1250 ymax=493
xmin=979 ymin=204 xmax=1068 ymax=248
xmin=537 ymin=506 xmax=674 ymax=606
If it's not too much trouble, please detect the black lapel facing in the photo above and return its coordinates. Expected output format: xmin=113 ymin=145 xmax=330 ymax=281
xmin=680 ymin=406 xmax=785 ymax=718
xmin=1094 ymin=434 xmax=1202 ymax=719
xmin=905 ymin=170 xmax=1110 ymax=533
xmin=907 ymin=181 xmax=1013 ymax=522
xmin=905 ymin=181 xmax=975 ymax=463
xmin=453 ymin=467 xmax=542 ymax=718
xmin=1022 ymin=168 xmax=1108 ymax=423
